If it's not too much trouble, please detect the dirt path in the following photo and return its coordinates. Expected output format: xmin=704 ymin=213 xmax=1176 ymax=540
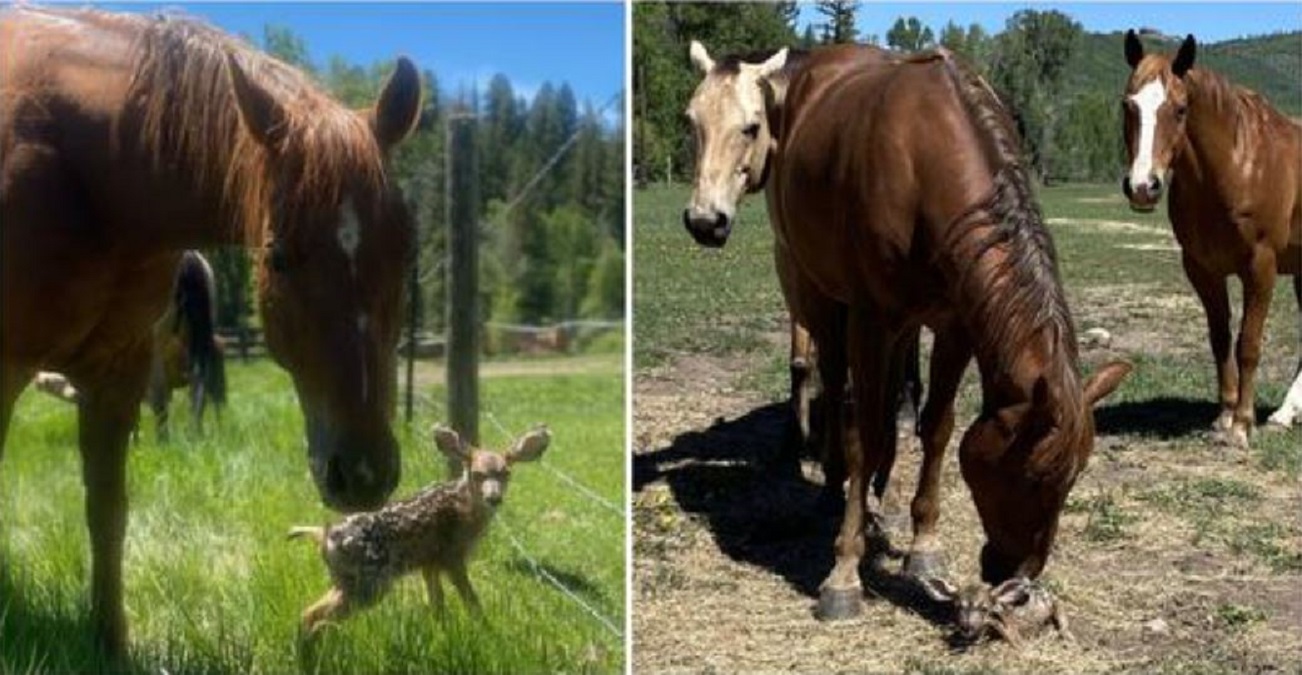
xmin=633 ymin=345 xmax=1302 ymax=672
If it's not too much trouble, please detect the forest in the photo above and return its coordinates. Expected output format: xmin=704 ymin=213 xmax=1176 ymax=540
xmin=633 ymin=1 xmax=1302 ymax=187
xmin=211 ymin=25 xmax=626 ymax=344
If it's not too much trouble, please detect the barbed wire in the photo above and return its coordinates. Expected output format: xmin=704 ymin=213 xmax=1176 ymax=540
xmin=496 ymin=516 xmax=623 ymax=640
xmin=485 ymin=411 xmax=624 ymax=518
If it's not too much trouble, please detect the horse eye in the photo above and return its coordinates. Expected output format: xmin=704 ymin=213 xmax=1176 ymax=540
xmin=742 ymin=123 xmax=760 ymax=139
xmin=1174 ymin=104 xmax=1188 ymax=118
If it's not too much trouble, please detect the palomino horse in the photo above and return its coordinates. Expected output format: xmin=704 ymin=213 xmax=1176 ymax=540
xmin=685 ymin=44 xmax=1130 ymax=620
xmin=1121 ymin=31 xmax=1301 ymax=448
xmin=683 ymin=42 xmax=923 ymax=513
xmin=146 ymin=250 xmax=227 ymax=441
xmin=1 ymin=8 xmax=419 ymax=653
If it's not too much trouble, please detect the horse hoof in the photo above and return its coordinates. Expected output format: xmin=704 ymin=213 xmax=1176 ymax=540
xmin=1211 ymin=427 xmax=1250 ymax=450
xmin=816 ymin=587 xmax=862 ymax=621
xmin=904 ymin=551 xmax=948 ymax=580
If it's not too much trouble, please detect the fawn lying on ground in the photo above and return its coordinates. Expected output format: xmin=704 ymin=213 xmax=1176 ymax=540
xmin=921 ymin=576 xmax=1072 ymax=648
xmin=289 ymin=424 xmax=551 ymax=634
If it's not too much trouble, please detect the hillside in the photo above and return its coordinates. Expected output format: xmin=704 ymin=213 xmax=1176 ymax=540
xmin=1067 ymin=30 xmax=1302 ymax=115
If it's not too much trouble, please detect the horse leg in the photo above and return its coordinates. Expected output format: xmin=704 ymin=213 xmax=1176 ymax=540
xmin=902 ymin=326 xmax=972 ymax=580
xmin=1182 ymin=253 xmax=1237 ymax=434
xmin=817 ymin=308 xmax=894 ymax=621
xmin=874 ymin=325 xmax=924 ymax=543
xmin=1227 ymin=247 xmax=1279 ymax=447
xmin=75 ymin=353 xmax=150 ymax=657
xmin=865 ymin=331 xmax=915 ymax=556
xmin=811 ymin=308 xmax=849 ymax=514
xmin=781 ymin=318 xmax=815 ymax=474
xmin=1266 ymin=274 xmax=1302 ymax=428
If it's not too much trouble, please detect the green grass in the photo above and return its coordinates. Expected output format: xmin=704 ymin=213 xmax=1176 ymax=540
xmin=0 ymin=359 xmax=625 ymax=674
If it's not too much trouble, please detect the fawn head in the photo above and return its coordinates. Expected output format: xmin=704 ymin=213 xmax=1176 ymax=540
xmin=922 ymin=576 xmax=1033 ymax=641
xmin=432 ymin=425 xmax=550 ymax=507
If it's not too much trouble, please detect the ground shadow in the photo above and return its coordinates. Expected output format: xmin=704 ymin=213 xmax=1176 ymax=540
xmin=1095 ymin=397 xmax=1279 ymax=439
xmin=503 ymin=558 xmax=608 ymax=605
xmin=634 ymin=401 xmax=952 ymax=628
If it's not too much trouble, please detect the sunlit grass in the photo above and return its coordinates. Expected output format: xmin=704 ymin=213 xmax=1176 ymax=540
xmin=1 ymin=359 xmax=625 ymax=673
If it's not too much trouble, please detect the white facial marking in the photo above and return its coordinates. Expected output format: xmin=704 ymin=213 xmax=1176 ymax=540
xmin=336 ymin=197 xmax=361 ymax=274
xmin=1129 ymin=79 xmax=1166 ymax=188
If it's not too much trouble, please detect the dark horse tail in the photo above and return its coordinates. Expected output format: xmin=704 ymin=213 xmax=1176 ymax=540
xmin=174 ymin=251 xmax=226 ymax=412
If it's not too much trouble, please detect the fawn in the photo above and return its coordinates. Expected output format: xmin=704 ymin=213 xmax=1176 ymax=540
xmin=289 ymin=424 xmax=550 ymax=634
xmin=921 ymin=576 xmax=1072 ymax=648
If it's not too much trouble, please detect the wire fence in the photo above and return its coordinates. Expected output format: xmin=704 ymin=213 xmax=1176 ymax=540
xmin=496 ymin=517 xmax=624 ymax=640
xmin=485 ymin=411 xmax=623 ymax=518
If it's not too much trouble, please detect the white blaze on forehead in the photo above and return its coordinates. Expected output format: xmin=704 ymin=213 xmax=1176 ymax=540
xmin=337 ymin=197 xmax=362 ymax=272
xmin=1129 ymin=79 xmax=1166 ymax=187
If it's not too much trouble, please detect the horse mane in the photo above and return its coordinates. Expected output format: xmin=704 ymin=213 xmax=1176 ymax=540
xmin=937 ymin=54 xmax=1082 ymax=416
xmin=115 ymin=9 xmax=385 ymax=244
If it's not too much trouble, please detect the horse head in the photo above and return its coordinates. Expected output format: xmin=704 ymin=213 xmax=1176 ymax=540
xmin=226 ymin=54 xmax=421 ymax=512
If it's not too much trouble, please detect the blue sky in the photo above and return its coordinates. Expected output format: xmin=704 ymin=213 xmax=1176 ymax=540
xmin=96 ymin=2 xmax=624 ymax=108
xmin=798 ymin=2 xmax=1299 ymax=44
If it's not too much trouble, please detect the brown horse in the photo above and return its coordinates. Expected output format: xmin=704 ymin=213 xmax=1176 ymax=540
xmin=685 ymin=44 xmax=1131 ymax=620
xmin=145 ymin=250 xmax=227 ymax=442
xmin=683 ymin=41 xmax=922 ymax=514
xmin=1121 ymin=31 xmax=1301 ymax=448
xmin=1 ymin=7 xmax=420 ymax=653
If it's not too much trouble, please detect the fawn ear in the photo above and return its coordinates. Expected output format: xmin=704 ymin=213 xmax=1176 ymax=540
xmin=507 ymin=426 xmax=551 ymax=464
xmin=992 ymin=577 xmax=1032 ymax=608
xmin=919 ymin=576 xmax=959 ymax=602
xmin=432 ymin=425 xmax=470 ymax=463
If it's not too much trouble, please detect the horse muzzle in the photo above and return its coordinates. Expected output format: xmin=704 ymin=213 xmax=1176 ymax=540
xmin=682 ymin=209 xmax=732 ymax=248
xmin=309 ymin=421 xmax=401 ymax=512
xmin=1122 ymin=174 xmax=1162 ymax=212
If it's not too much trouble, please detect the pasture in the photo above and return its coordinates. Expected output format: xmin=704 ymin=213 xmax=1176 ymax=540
xmin=633 ymin=183 xmax=1300 ymax=671
xmin=1 ymin=355 xmax=625 ymax=673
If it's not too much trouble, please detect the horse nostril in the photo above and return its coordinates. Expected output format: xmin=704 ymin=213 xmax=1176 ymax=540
xmin=714 ymin=212 xmax=728 ymax=231
xmin=681 ymin=209 xmax=692 ymax=231
xmin=1149 ymin=176 xmax=1163 ymax=195
xmin=1121 ymin=175 xmax=1133 ymax=198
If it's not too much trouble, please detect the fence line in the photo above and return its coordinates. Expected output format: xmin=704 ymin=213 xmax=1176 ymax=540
xmin=496 ymin=517 xmax=623 ymax=640
xmin=485 ymin=411 xmax=623 ymax=518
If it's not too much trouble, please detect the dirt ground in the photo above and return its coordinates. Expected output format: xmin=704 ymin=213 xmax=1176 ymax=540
xmin=633 ymin=276 xmax=1301 ymax=670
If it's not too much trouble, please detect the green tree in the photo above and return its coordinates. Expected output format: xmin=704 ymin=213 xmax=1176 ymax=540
xmin=886 ymin=16 xmax=934 ymax=52
xmin=816 ymin=0 xmax=858 ymax=44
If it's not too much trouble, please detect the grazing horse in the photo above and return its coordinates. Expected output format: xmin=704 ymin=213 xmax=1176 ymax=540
xmin=146 ymin=250 xmax=227 ymax=441
xmin=1120 ymin=31 xmax=1301 ymax=448
xmin=683 ymin=42 xmax=923 ymax=513
xmin=684 ymin=44 xmax=1130 ymax=620
xmin=0 ymin=7 xmax=420 ymax=654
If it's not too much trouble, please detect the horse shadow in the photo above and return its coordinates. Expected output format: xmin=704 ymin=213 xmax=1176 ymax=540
xmin=1095 ymin=397 xmax=1281 ymax=439
xmin=634 ymin=402 xmax=952 ymax=628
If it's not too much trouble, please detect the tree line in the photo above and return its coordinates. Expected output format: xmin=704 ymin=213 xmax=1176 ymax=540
xmin=633 ymin=2 xmax=1300 ymax=188
xmin=211 ymin=25 xmax=625 ymax=345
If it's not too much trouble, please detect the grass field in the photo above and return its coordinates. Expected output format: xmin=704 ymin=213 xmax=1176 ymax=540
xmin=633 ymin=183 xmax=1301 ymax=672
xmin=1 ymin=356 xmax=625 ymax=674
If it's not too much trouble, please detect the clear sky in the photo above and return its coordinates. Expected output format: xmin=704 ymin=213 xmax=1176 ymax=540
xmin=798 ymin=2 xmax=1300 ymax=44
xmin=94 ymin=2 xmax=625 ymax=108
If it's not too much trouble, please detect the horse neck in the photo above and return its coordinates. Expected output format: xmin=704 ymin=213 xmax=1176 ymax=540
xmin=1177 ymin=69 xmax=1240 ymax=178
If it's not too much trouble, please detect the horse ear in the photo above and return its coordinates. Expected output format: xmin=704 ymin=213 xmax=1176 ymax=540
xmin=432 ymin=424 xmax=470 ymax=464
xmin=372 ymin=56 xmax=422 ymax=151
xmin=689 ymin=40 xmax=715 ymax=74
xmin=507 ymin=426 xmax=551 ymax=464
xmin=1124 ymin=29 xmax=1145 ymax=69
xmin=1083 ymin=360 xmax=1132 ymax=409
xmin=227 ymin=53 xmax=287 ymax=149
xmin=755 ymin=48 xmax=789 ymax=80
xmin=1172 ymin=34 xmax=1197 ymax=78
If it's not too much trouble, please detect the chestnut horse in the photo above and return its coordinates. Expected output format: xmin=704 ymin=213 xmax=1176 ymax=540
xmin=683 ymin=42 xmax=923 ymax=513
xmin=691 ymin=45 xmax=1130 ymax=620
xmin=1 ymin=7 xmax=419 ymax=653
xmin=1121 ymin=31 xmax=1301 ymax=448
xmin=145 ymin=250 xmax=227 ymax=441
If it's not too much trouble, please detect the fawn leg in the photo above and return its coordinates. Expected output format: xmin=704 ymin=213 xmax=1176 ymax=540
xmin=447 ymin=562 xmax=482 ymax=617
xmin=422 ymin=566 xmax=446 ymax=616
xmin=301 ymin=587 xmax=355 ymax=634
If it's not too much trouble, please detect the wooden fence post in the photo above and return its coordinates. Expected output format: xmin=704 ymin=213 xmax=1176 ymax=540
xmin=445 ymin=100 xmax=479 ymax=471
